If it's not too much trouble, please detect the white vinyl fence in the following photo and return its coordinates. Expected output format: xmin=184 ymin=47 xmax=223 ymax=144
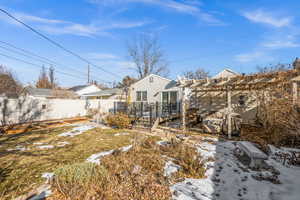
xmin=0 ymin=96 xmax=123 ymax=125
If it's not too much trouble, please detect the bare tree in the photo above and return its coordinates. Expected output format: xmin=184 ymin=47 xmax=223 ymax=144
xmin=127 ymin=34 xmax=169 ymax=79
xmin=49 ymin=66 xmax=57 ymax=89
xmin=0 ymin=65 xmax=22 ymax=97
xmin=36 ymin=66 xmax=52 ymax=89
xmin=256 ymin=63 xmax=292 ymax=73
xmin=116 ymin=76 xmax=137 ymax=88
xmin=182 ymin=68 xmax=209 ymax=80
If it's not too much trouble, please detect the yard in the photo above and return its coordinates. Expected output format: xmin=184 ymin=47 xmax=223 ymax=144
xmin=0 ymin=123 xmax=140 ymax=199
xmin=1 ymin=122 xmax=300 ymax=200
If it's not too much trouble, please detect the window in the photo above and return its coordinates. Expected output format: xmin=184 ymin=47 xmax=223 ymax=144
xmin=42 ymin=104 xmax=47 ymax=109
xmin=136 ymin=91 xmax=147 ymax=101
xmin=142 ymin=91 xmax=147 ymax=101
xmin=162 ymin=91 xmax=178 ymax=103
xmin=239 ymin=95 xmax=245 ymax=106
xmin=149 ymin=77 xmax=154 ymax=83
xmin=136 ymin=91 xmax=141 ymax=101
xmin=162 ymin=92 xmax=169 ymax=103
xmin=170 ymin=91 xmax=177 ymax=103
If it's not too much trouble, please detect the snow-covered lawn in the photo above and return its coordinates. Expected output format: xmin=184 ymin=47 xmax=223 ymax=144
xmin=171 ymin=138 xmax=300 ymax=200
xmin=58 ymin=124 xmax=96 ymax=137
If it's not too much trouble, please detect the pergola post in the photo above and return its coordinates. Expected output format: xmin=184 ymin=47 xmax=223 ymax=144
xmin=182 ymin=87 xmax=186 ymax=132
xmin=227 ymin=88 xmax=232 ymax=139
xmin=293 ymin=81 xmax=298 ymax=104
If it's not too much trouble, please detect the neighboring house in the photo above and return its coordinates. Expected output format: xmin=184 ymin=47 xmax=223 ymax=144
xmin=212 ymin=68 xmax=239 ymax=79
xmin=25 ymin=87 xmax=54 ymax=99
xmin=25 ymin=87 xmax=77 ymax=99
xmin=82 ymin=88 xmax=125 ymax=100
xmin=69 ymin=84 xmax=101 ymax=97
xmin=129 ymin=74 xmax=182 ymax=105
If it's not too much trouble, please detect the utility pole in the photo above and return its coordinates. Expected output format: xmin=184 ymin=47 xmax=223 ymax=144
xmin=87 ymin=64 xmax=90 ymax=84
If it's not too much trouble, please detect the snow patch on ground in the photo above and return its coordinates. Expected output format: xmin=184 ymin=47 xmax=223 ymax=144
xmin=157 ymin=140 xmax=170 ymax=146
xmin=114 ymin=132 xmax=130 ymax=136
xmin=171 ymin=138 xmax=300 ymax=200
xmin=7 ymin=145 xmax=29 ymax=151
xmin=37 ymin=145 xmax=54 ymax=149
xmin=33 ymin=142 xmax=44 ymax=145
xmin=41 ymin=172 xmax=54 ymax=182
xmin=58 ymin=124 xmax=95 ymax=137
xmin=57 ymin=141 xmax=70 ymax=147
xmin=164 ymin=160 xmax=181 ymax=177
xmin=86 ymin=145 xmax=133 ymax=165
xmin=28 ymin=184 xmax=52 ymax=200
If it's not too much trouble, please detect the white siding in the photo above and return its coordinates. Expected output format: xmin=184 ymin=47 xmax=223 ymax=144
xmin=130 ymin=74 xmax=182 ymax=103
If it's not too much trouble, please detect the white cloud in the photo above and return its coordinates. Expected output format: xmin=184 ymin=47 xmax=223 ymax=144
xmin=88 ymin=0 xmax=223 ymax=25
xmin=235 ymin=51 xmax=266 ymax=63
xmin=0 ymin=9 xmax=150 ymax=37
xmin=262 ymin=40 xmax=299 ymax=49
xmin=242 ymin=9 xmax=292 ymax=28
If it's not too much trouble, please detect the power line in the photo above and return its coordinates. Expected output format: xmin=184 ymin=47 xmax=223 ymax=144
xmin=0 ymin=8 xmax=122 ymax=79
xmin=0 ymin=41 xmax=108 ymax=83
xmin=0 ymin=51 xmax=89 ymax=81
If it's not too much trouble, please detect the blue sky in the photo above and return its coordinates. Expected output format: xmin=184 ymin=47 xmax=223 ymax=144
xmin=0 ymin=0 xmax=300 ymax=87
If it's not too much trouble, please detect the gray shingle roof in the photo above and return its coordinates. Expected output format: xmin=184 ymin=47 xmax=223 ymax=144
xmin=69 ymin=85 xmax=90 ymax=92
xmin=83 ymin=88 xmax=122 ymax=97
xmin=26 ymin=87 xmax=53 ymax=97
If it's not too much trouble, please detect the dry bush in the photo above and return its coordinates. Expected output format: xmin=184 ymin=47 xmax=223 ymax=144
xmin=241 ymin=85 xmax=300 ymax=148
xmin=159 ymin=142 xmax=206 ymax=179
xmin=105 ymin=113 xmax=132 ymax=129
xmin=51 ymin=163 xmax=110 ymax=200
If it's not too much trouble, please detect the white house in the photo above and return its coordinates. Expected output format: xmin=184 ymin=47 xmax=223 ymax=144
xmin=69 ymin=84 xmax=101 ymax=97
xmin=212 ymin=68 xmax=239 ymax=79
xmin=129 ymin=74 xmax=182 ymax=104
xmin=82 ymin=88 xmax=125 ymax=100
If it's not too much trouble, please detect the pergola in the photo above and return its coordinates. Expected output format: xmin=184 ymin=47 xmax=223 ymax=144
xmin=179 ymin=69 xmax=300 ymax=138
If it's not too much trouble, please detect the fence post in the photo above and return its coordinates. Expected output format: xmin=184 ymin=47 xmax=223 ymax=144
xmin=182 ymin=87 xmax=186 ymax=132
xmin=113 ymin=102 xmax=116 ymax=114
xmin=227 ymin=88 xmax=232 ymax=139
xmin=293 ymin=81 xmax=298 ymax=104
xmin=150 ymin=105 xmax=153 ymax=128
xmin=155 ymin=102 xmax=159 ymax=118
xmin=134 ymin=102 xmax=137 ymax=118
xmin=141 ymin=102 xmax=143 ymax=117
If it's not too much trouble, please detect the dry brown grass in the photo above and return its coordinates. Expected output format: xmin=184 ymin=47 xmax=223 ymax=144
xmin=0 ymin=126 xmax=135 ymax=200
xmin=50 ymin=137 xmax=206 ymax=200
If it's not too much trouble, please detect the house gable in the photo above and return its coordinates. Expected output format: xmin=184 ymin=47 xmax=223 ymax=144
xmin=212 ymin=69 xmax=239 ymax=79
xmin=130 ymin=74 xmax=181 ymax=103
xmin=71 ymin=85 xmax=101 ymax=96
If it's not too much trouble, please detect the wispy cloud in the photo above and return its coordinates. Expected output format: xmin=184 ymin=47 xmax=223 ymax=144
xmin=87 ymin=52 xmax=135 ymax=70
xmin=88 ymin=0 xmax=223 ymax=25
xmin=242 ymin=9 xmax=292 ymax=28
xmin=262 ymin=40 xmax=299 ymax=49
xmin=0 ymin=9 xmax=150 ymax=37
xmin=235 ymin=51 xmax=266 ymax=63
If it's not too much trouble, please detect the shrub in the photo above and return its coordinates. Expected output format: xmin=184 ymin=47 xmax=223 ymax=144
xmin=241 ymin=86 xmax=300 ymax=149
xmin=105 ymin=113 xmax=131 ymax=129
xmin=52 ymin=163 xmax=109 ymax=200
xmin=159 ymin=142 xmax=206 ymax=179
